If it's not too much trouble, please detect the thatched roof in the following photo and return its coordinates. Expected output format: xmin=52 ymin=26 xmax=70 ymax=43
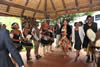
xmin=0 ymin=0 xmax=100 ymax=19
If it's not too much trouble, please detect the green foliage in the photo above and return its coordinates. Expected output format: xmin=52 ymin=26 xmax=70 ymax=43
xmin=36 ymin=11 xmax=94 ymax=24
xmin=82 ymin=12 xmax=94 ymax=16
xmin=51 ymin=11 xmax=94 ymax=24
xmin=37 ymin=19 xmax=45 ymax=23
xmin=0 ymin=16 xmax=21 ymax=31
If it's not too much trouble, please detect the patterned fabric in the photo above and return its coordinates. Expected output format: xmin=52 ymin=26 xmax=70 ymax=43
xmin=60 ymin=36 xmax=71 ymax=48
xmin=61 ymin=25 xmax=67 ymax=34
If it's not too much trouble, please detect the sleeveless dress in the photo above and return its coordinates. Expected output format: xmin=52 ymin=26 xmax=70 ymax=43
xmin=74 ymin=30 xmax=82 ymax=50
xmin=23 ymin=31 xmax=33 ymax=47
xmin=13 ymin=34 xmax=22 ymax=51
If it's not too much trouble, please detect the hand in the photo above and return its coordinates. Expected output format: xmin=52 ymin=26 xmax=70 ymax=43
xmin=22 ymin=65 xmax=25 ymax=67
xmin=17 ymin=65 xmax=25 ymax=67
xmin=24 ymin=38 xmax=28 ymax=41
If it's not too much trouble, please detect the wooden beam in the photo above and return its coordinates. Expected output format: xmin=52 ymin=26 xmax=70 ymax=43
xmin=47 ymin=5 xmax=89 ymax=13
xmin=62 ymin=0 xmax=67 ymax=13
xmin=50 ymin=0 xmax=56 ymax=10
xmin=0 ymin=10 xmax=20 ymax=17
xmin=44 ymin=0 xmax=47 ymax=11
xmin=75 ymin=0 xmax=79 ymax=11
xmin=0 ymin=0 xmax=44 ymax=13
xmin=47 ymin=3 xmax=100 ymax=13
xmin=21 ymin=0 xmax=29 ymax=16
xmin=6 ymin=5 xmax=10 ymax=12
xmin=50 ymin=0 xmax=57 ymax=15
xmin=44 ymin=0 xmax=48 ymax=16
xmin=90 ymin=0 xmax=93 ymax=4
xmin=90 ymin=0 xmax=93 ymax=8
xmin=33 ymin=0 xmax=41 ymax=17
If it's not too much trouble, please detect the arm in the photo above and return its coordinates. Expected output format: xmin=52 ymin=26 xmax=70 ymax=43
xmin=80 ymin=26 xmax=85 ymax=37
xmin=95 ymin=23 xmax=97 ymax=32
xmin=23 ymin=29 xmax=28 ymax=37
xmin=4 ymin=30 xmax=24 ymax=67
xmin=72 ymin=28 xmax=75 ymax=48
xmin=19 ymin=30 xmax=23 ymax=41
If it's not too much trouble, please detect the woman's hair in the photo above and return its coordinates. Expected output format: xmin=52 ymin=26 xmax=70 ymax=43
xmin=74 ymin=22 xmax=78 ymax=26
xmin=11 ymin=22 xmax=18 ymax=29
xmin=86 ymin=15 xmax=92 ymax=20
xmin=63 ymin=18 xmax=68 ymax=23
xmin=79 ymin=21 xmax=83 ymax=25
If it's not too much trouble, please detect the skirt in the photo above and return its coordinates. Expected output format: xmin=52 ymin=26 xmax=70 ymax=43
xmin=21 ymin=41 xmax=33 ymax=47
xmin=40 ymin=38 xmax=50 ymax=46
xmin=49 ymin=40 xmax=54 ymax=45
xmin=13 ymin=43 xmax=23 ymax=51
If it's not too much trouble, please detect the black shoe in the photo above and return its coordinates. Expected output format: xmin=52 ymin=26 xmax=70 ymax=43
xmin=86 ymin=55 xmax=90 ymax=63
xmin=36 ymin=55 xmax=41 ymax=60
xmin=91 ymin=55 xmax=94 ymax=62
xmin=38 ymin=55 xmax=42 ymax=58
xmin=27 ymin=57 xmax=32 ymax=61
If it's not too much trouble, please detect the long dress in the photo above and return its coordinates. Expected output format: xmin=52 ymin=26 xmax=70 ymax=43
xmin=74 ymin=30 xmax=82 ymax=50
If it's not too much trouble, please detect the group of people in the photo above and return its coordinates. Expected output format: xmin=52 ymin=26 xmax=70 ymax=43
xmin=55 ymin=15 xmax=98 ymax=62
xmin=0 ymin=15 xmax=99 ymax=67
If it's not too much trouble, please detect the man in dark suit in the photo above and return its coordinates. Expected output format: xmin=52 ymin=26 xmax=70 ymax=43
xmin=0 ymin=29 xmax=24 ymax=67
xmin=55 ymin=20 xmax=61 ymax=48
xmin=83 ymin=15 xmax=97 ymax=48
xmin=83 ymin=15 xmax=97 ymax=63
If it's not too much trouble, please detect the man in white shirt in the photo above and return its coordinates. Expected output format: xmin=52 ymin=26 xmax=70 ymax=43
xmin=55 ymin=20 xmax=61 ymax=48
xmin=32 ymin=23 xmax=41 ymax=60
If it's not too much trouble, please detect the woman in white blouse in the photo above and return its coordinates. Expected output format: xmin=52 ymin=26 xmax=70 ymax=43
xmin=72 ymin=22 xmax=85 ymax=61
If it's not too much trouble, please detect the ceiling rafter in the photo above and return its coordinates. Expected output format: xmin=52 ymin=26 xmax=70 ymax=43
xmin=50 ymin=0 xmax=57 ymax=15
xmin=6 ymin=5 xmax=10 ymax=12
xmin=90 ymin=0 xmax=93 ymax=8
xmin=47 ymin=3 xmax=100 ymax=14
xmin=0 ymin=10 xmax=20 ymax=17
xmin=33 ymin=0 xmax=42 ymax=17
xmin=0 ymin=0 xmax=44 ymax=13
xmin=44 ymin=0 xmax=48 ymax=16
xmin=50 ymin=0 xmax=56 ymax=10
xmin=75 ymin=0 xmax=79 ymax=11
xmin=21 ymin=0 xmax=29 ymax=16
xmin=62 ymin=0 xmax=67 ymax=13
xmin=44 ymin=0 xmax=47 ymax=11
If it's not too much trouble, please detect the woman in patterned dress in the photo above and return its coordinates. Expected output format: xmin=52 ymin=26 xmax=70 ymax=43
xmin=60 ymin=25 xmax=71 ymax=56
